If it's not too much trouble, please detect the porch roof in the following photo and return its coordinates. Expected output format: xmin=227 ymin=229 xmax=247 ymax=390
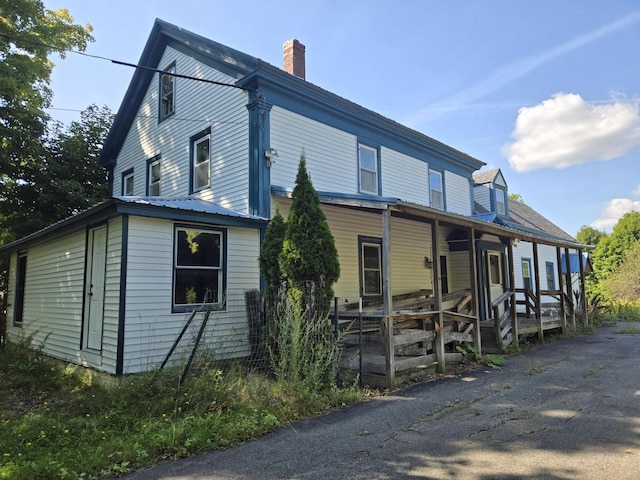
xmin=273 ymin=187 xmax=589 ymax=250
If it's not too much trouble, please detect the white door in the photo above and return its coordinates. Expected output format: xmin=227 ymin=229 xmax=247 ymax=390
xmin=84 ymin=225 xmax=107 ymax=351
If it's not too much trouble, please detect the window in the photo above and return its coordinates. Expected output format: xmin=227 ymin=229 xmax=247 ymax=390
xmin=173 ymin=226 xmax=225 ymax=311
xmin=522 ymin=258 xmax=532 ymax=292
xmin=496 ymin=188 xmax=506 ymax=215
xmin=190 ymin=128 xmax=211 ymax=192
xmin=147 ymin=156 xmax=161 ymax=196
xmin=122 ymin=168 xmax=134 ymax=196
xmin=430 ymin=170 xmax=443 ymax=210
xmin=358 ymin=144 xmax=378 ymax=195
xmin=439 ymin=255 xmax=449 ymax=295
xmin=489 ymin=253 xmax=502 ymax=285
xmin=159 ymin=63 xmax=175 ymax=121
xmin=359 ymin=237 xmax=382 ymax=296
xmin=13 ymin=252 xmax=27 ymax=326
xmin=546 ymin=262 xmax=556 ymax=290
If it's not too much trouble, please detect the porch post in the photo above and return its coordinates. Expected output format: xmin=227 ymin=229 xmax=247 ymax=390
xmin=468 ymin=227 xmax=481 ymax=354
xmin=556 ymin=246 xmax=567 ymax=334
xmin=382 ymin=207 xmax=395 ymax=387
xmin=432 ymin=219 xmax=445 ymax=373
xmin=532 ymin=242 xmax=543 ymax=342
xmin=578 ymin=248 xmax=588 ymax=328
xmin=564 ymin=247 xmax=575 ymax=330
xmin=507 ymin=239 xmax=518 ymax=347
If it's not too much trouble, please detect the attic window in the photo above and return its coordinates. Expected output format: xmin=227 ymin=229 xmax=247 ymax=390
xmin=429 ymin=170 xmax=443 ymax=210
xmin=496 ymin=188 xmax=506 ymax=215
xmin=159 ymin=63 xmax=176 ymax=121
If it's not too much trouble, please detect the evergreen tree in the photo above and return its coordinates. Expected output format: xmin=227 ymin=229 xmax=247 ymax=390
xmin=259 ymin=208 xmax=286 ymax=289
xmin=279 ymin=154 xmax=340 ymax=318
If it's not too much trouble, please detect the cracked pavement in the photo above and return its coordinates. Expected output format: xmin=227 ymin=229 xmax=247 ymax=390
xmin=121 ymin=324 xmax=640 ymax=479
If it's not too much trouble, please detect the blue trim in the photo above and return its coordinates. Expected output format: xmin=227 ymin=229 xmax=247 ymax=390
xmin=247 ymin=92 xmax=272 ymax=217
xmin=115 ymin=214 xmax=128 ymax=376
xmin=545 ymin=261 xmax=556 ymax=290
xmin=189 ymin=127 xmax=211 ymax=194
xmin=146 ymin=155 xmax=161 ymax=196
xmin=121 ymin=168 xmax=134 ymax=196
xmin=171 ymin=224 xmax=228 ymax=314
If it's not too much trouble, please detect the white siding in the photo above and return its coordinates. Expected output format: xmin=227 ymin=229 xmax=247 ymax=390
xmin=473 ymin=184 xmax=491 ymax=212
xmin=5 ymin=223 xmax=122 ymax=372
xmin=122 ymin=216 xmax=261 ymax=373
xmin=445 ymin=171 xmax=472 ymax=215
xmin=113 ymin=46 xmax=250 ymax=212
xmin=380 ymin=147 xmax=428 ymax=205
xmin=513 ymin=242 xmax=561 ymax=308
xmin=495 ymin=171 xmax=507 ymax=188
xmin=270 ymin=107 xmax=357 ymax=193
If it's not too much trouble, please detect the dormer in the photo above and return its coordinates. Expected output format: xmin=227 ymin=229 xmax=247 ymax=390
xmin=473 ymin=168 xmax=509 ymax=218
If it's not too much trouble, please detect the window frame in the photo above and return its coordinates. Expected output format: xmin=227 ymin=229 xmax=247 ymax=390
xmin=190 ymin=127 xmax=211 ymax=193
xmin=546 ymin=261 xmax=556 ymax=290
xmin=358 ymin=236 xmax=383 ymax=298
xmin=121 ymin=168 xmax=134 ymax=196
xmin=159 ymin=62 xmax=176 ymax=122
xmin=358 ymin=143 xmax=379 ymax=195
xmin=429 ymin=170 xmax=444 ymax=210
xmin=146 ymin=155 xmax=161 ymax=196
xmin=13 ymin=251 xmax=27 ymax=327
xmin=439 ymin=255 xmax=450 ymax=295
xmin=172 ymin=224 xmax=227 ymax=313
xmin=495 ymin=188 xmax=506 ymax=215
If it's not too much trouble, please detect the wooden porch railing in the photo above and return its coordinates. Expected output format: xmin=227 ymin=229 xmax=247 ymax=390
xmin=515 ymin=288 xmax=536 ymax=317
xmin=491 ymin=290 xmax=514 ymax=351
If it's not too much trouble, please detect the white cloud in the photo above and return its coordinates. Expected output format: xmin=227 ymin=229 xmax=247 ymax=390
xmin=503 ymin=93 xmax=640 ymax=172
xmin=407 ymin=9 xmax=640 ymax=124
xmin=592 ymin=198 xmax=640 ymax=230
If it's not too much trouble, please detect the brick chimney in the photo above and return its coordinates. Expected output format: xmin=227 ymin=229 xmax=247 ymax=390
xmin=283 ymin=39 xmax=305 ymax=80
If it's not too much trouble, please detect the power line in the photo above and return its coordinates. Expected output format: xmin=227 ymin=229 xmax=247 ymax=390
xmin=0 ymin=33 xmax=256 ymax=92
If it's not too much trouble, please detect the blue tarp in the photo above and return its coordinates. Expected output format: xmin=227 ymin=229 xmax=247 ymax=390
xmin=561 ymin=253 xmax=591 ymax=274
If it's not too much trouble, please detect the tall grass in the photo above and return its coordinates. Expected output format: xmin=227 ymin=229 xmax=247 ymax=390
xmin=0 ymin=330 xmax=365 ymax=479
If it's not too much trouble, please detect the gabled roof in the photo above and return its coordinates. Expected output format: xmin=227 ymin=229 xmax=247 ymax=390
xmin=504 ymin=200 xmax=576 ymax=243
xmin=99 ymin=19 xmax=485 ymax=173
xmin=473 ymin=168 xmax=500 ymax=185
xmin=0 ymin=197 xmax=267 ymax=253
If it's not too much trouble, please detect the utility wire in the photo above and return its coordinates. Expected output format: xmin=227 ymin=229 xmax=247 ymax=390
xmin=1 ymin=33 xmax=257 ymax=92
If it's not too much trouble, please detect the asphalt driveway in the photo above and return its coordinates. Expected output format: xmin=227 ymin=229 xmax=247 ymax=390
xmin=121 ymin=324 xmax=640 ymax=479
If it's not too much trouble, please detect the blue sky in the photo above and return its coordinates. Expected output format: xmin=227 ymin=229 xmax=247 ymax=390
xmin=43 ymin=0 xmax=640 ymax=237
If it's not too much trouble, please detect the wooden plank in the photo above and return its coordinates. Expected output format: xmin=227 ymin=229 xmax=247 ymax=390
xmin=469 ymin=226 xmax=482 ymax=355
xmin=394 ymin=330 xmax=436 ymax=347
xmin=564 ymin=247 xmax=575 ymax=330
xmin=432 ymin=219 xmax=445 ymax=373
xmin=507 ymin=239 xmax=518 ymax=347
xmin=532 ymin=242 xmax=543 ymax=342
xmin=394 ymin=354 xmax=438 ymax=373
xmin=578 ymin=248 xmax=588 ymax=328
xmin=382 ymin=208 xmax=394 ymax=388
xmin=444 ymin=331 xmax=473 ymax=343
xmin=556 ymin=246 xmax=567 ymax=334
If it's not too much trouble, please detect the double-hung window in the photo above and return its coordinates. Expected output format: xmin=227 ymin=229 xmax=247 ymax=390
xmin=147 ymin=156 xmax=161 ymax=196
xmin=496 ymin=188 xmax=506 ymax=215
xmin=190 ymin=128 xmax=211 ymax=193
xmin=159 ymin=63 xmax=175 ymax=121
xmin=429 ymin=170 xmax=443 ymax=210
xmin=359 ymin=237 xmax=382 ymax=297
xmin=546 ymin=262 xmax=556 ymax=290
xmin=173 ymin=226 xmax=224 ymax=311
xmin=358 ymin=144 xmax=378 ymax=195
xmin=122 ymin=168 xmax=134 ymax=196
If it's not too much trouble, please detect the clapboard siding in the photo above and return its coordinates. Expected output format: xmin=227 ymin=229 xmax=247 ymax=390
xmin=121 ymin=216 xmax=260 ymax=373
xmin=270 ymin=106 xmax=357 ymax=193
xmin=450 ymin=251 xmax=471 ymax=292
xmin=380 ymin=146 xmax=428 ymax=205
xmin=445 ymin=171 xmax=472 ymax=215
xmin=273 ymin=197 xmax=437 ymax=299
xmin=113 ymin=46 xmax=250 ymax=212
xmin=474 ymin=184 xmax=491 ymax=212
xmin=6 ymin=230 xmax=86 ymax=363
xmin=100 ymin=218 xmax=123 ymax=372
